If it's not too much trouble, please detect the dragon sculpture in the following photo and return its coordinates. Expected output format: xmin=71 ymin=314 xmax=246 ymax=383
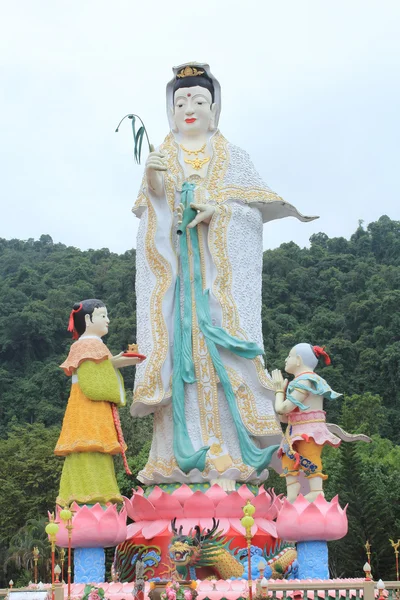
xmin=112 ymin=541 xmax=161 ymax=582
xmin=169 ymin=518 xmax=297 ymax=580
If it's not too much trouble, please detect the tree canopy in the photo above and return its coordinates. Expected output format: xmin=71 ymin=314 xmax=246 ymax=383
xmin=0 ymin=216 xmax=399 ymax=584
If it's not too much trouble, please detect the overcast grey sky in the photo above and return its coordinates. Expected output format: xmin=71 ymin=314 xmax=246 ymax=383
xmin=1 ymin=0 xmax=399 ymax=253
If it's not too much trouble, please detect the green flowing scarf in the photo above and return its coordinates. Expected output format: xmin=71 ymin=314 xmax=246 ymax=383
xmin=172 ymin=182 xmax=279 ymax=475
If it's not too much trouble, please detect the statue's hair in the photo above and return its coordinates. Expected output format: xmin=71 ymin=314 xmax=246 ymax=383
xmin=292 ymin=343 xmax=319 ymax=370
xmin=71 ymin=299 xmax=105 ymax=337
xmin=173 ymin=72 xmax=215 ymax=103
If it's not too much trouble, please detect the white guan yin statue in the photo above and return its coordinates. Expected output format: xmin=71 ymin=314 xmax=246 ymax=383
xmin=130 ymin=62 xmax=317 ymax=491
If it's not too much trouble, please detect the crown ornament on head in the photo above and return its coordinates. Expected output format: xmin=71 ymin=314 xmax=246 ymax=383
xmin=176 ymin=65 xmax=205 ymax=78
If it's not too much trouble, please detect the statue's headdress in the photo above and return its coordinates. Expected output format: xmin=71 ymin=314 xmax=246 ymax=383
xmin=176 ymin=65 xmax=205 ymax=78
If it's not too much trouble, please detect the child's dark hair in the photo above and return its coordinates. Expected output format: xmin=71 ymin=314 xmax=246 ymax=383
xmin=67 ymin=299 xmax=105 ymax=339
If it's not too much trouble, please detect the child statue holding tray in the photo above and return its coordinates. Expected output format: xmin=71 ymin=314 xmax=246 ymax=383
xmin=55 ymin=299 xmax=143 ymax=506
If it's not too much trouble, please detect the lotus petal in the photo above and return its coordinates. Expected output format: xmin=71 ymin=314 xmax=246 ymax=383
xmin=73 ymin=505 xmax=100 ymax=530
xmin=275 ymin=500 xmax=301 ymax=540
xmin=89 ymin=502 xmax=105 ymax=520
xmin=204 ymin=484 xmax=228 ymax=505
xmin=149 ymin=488 xmax=184 ymax=519
xmin=134 ymin=487 xmax=145 ymax=496
xmin=98 ymin=509 xmax=126 ymax=547
xmin=252 ymin=492 xmax=275 ymax=519
xmin=97 ymin=506 xmax=119 ymax=543
xmin=324 ymin=502 xmax=348 ymax=540
xmin=184 ymin=491 xmax=215 ymax=517
xmin=126 ymin=493 xmax=156 ymax=521
xmin=256 ymin=517 xmax=278 ymax=537
xmin=237 ymin=485 xmax=255 ymax=501
xmin=115 ymin=504 xmax=127 ymax=541
xmin=291 ymin=494 xmax=310 ymax=514
xmin=171 ymin=484 xmax=193 ymax=506
xmin=313 ymin=493 xmax=331 ymax=515
xmin=215 ymin=491 xmax=246 ymax=517
xmin=141 ymin=519 xmax=169 ymax=539
xmin=199 ymin=517 xmax=218 ymax=532
xmin=298 ymin=502 xmax=327 ymax=539
xmin=126 ymin=522 xmax=143 ymax=538
xmin=215 ymin=517 xmax=231 ymax=534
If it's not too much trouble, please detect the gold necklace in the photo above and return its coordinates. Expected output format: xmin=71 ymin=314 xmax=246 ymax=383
xmin=180 ymin=142 xmax=210 ymax=171
xmin=180 ymin=142 xmax=206 ymax=155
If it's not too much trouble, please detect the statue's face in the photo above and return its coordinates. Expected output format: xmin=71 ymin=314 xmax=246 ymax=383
xmin=284 ymin=347 xmax=300 ymax=374
xmin=173 ymin=86 xmax=215 ymax=135
xmin=84 ymin=306 xmax=109 ymax=338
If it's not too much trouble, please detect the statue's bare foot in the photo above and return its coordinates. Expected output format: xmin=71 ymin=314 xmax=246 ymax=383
xmin=210 ymin=477 xmax=236 ymax=492
xmin=304 ymin=490 xmax=325 ymax=502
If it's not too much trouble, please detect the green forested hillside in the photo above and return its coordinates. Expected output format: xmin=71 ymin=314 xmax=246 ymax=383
xmin=0 ymin=216 xmax=399 ymax=584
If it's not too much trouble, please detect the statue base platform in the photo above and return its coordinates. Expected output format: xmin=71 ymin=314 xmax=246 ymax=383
xmin=115 ymin=484 xmax=297 ymax=581
xmin=55 ymin=578 xmax=372 ymax=599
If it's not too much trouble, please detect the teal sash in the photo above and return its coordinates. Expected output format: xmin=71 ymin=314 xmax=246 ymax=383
xmin=172 ymin=182 xmax=279 ymax=475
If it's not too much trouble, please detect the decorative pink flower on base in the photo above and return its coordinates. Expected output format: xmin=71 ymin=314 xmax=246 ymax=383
xmin=276 ymin=494 xmax=348 ymax=542
xmin=124 ymin=484 xmax=283 ymax=540
xmin=51 ymin=503 xmax=127 ymax=548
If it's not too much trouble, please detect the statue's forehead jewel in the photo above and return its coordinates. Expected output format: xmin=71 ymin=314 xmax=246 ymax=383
xmin=166 ymin=62 xmax=221 ymax=129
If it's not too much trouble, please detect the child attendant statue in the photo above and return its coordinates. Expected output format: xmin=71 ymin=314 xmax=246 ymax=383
xmin=272 ymin=344 xmax=342 ymax=503
xmin=55 ymin=299 xmax=142 ymax=506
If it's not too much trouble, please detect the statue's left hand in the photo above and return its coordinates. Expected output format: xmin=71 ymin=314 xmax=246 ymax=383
xmin=111 ymin=352 xmax=144 ymax=368
xmin=188 ymin=203 xmax=215 ymax=228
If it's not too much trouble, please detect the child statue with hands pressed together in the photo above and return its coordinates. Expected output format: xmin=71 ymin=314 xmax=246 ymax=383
xmin=55 ymin=299 xmax=143 ymax=506
xmin=272 ymin=344 xmax=342 ymax=503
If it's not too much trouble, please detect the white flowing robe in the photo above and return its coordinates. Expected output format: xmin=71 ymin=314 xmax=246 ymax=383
xmin=131 ymin=131 xmax=315 ymax=484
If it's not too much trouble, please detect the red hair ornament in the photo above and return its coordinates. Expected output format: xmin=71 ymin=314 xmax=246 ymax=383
xmin=67 ymin=303 xmax=83 ymax=340
xmin=313 ymin=345 xmax=331 ymax=366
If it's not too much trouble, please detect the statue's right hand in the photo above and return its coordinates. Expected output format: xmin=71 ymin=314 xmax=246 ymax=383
xmin=145 ymin=151 xmax=167 ymax=196
xmin=271 ymin=369 xmax=286 ymax=393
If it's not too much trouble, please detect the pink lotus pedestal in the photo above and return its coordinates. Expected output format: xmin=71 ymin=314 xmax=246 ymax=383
xmin=276 ymin=495 xmax=348 ymax=579
xmin=51 ymin=503 xmax=127 ymax=583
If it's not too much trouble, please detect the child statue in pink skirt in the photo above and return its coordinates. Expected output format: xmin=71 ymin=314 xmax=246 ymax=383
xmin=271 ymin=344 xmax=342 ymax=503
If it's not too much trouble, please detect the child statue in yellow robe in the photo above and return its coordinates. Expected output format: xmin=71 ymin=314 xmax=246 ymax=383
xmin=55 ymin=299 xmax=142 ymax=506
